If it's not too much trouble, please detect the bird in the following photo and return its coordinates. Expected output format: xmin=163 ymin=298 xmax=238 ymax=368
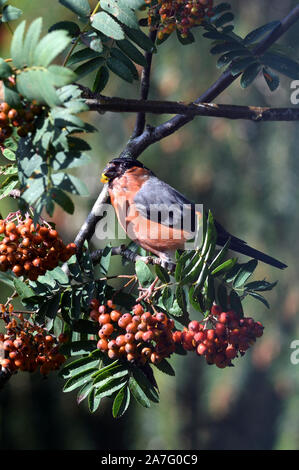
xmin=101 ymin=157 xmax=287 ymax=270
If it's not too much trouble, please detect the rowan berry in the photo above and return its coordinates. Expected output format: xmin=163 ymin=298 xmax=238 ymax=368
xmin=110 ymin=310 xmax=121 ymax=322
xmin=98 ymin=313 xmax=111 ymax=325
xmin=101 ymin=323 xmax=114 ymax=336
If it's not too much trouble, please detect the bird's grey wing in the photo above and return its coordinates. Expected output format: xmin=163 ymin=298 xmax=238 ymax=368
xmin=133 ymin=177 xmax=198 ymax=231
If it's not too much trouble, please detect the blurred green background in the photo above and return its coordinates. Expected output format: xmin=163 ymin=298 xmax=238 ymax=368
xmin=1 ymin=0 xmax=299 ymax=450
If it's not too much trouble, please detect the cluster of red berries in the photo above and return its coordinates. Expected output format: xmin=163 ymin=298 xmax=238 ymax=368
xmin=173 ymin=305 xmax=264 ymax=368
xmin=0 ymin=100 xmax=42 ymax=144
xmin=89 ymin=299 xmax=176 ymax=365
xmin=0 ymin=304 xmax=67 ymax=375
xmin=146 ymin=0 xmax=214 ymax=40
xmin=0 ymin=214 xmax=77 ymax=281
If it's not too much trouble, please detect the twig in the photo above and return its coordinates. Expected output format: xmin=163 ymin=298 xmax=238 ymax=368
xmin=132 ymin=29 xmax=157 ymax=138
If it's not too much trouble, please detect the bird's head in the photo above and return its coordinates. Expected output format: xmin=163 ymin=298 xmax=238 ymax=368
xmin=100 ymin=158 xmax=145 ymax=184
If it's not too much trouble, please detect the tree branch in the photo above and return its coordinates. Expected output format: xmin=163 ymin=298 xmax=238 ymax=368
xmin=86 ymin=96 xmax=299 ymax=122
xmin=91 ymin=245 xmax=175 ymax=271
xmin=132 ymin=29 xmax=157 ymax=138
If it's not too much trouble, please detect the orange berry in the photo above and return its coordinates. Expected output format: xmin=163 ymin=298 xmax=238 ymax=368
xmin=101 ymin=323 xmax=114 ymax=336
xmin=110 ymin=309 xmax=121 ymax=322
xmin=98 ymin=313 xmax=111 ymax=325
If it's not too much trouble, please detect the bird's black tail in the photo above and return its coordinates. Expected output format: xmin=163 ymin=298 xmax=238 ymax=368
xmin=215 ymin=221 xmax=287 ymax=270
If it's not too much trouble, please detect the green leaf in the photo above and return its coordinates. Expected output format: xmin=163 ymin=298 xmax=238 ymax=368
xmin=175 ymin=285 xmax=187 ymax=312
xmin=93 ymin=65 xmax=110 ymax=93
xmin=131 ymin=366 xmax=159 ymax=404
xmin=107 ymin=56 xmax=133 ymax=82
xmin=229 ymin=290 xmax=243 ymax=318
xmin=120 ymin=0 xmax=145 ymax=8
xmin=17 ymin=69 xmax=62 ymax=107
xmin=161 ymin=287 xmax=174 ymax=311
xmin=10 ymin=20 xmax=26 ymax=68
xmin=230 ymin=57 xmax=257 ymax=76
xmin=1 ymin=4 xmax=22 ymax=22
xmin=169 ymin=299 xmax=183 ymax=317
xmin=0 ymin=271 xmax=15 ymax=289
xmin=112 ymin=385 xmax=131 ymax=418
xmin=77 ymin=381 xmax=94 ymax=404
xmin=23 ymin=17 xmax=43 ymax=66
xmin=217 ymin=284 xmax=227 ymax=310
xmin=248 ymin=291 xmax=270 ymax=309
xmin=124 ymin=26 xmax=155 ymax=52
xmin=0 ymin=176 xmax=18 ymax=199
xmin=49 ymin=21 xmax=81 ymax=37
xmin=22 ymin=176 xmax=47 ymax=205
xmin=59 ymin=0 xmax=91 ymax=17
xmin=128 ymin=376 xmax=151 ymax=408
xmin=262 ymin=67 xmax=280 ymax=91
xmin=13 ymin=278 xmax=35 ymax=300
xmin=98 ymin=245 xmax=112 ymax=276
xmin=188 ymin=285 xmax=203 ymax=313
xmin=154 ymin=359 xmax=175 ymax=376
xmin=243 ymin=21 xmax=280 ymax=45
xmin=63 ymin=367 xmax=98 ymax=392
xmin=240 ymin=62 xmax=262 ymax=88
xmin=233 ymin=260 xmax=258 ymax=288
xmin=68 ymin=48 xmax=100 ymax=67
xmin=217 ymin=49 xmax=251 ymax=68
xmin=211 ymin=258 xmax=237 ymax=276
xmin=244 ymin=280 xmax=277 ymax=292
xmin=0 ymin=58 xmax=12 ymax=79
xmin=2 ymin=150 xmax=16 ymax=162
xmin=261 ymin=52 xmax=299 ymax=79
xmin=73 ymin=57 xmax=105 ymax=79
xmin=101 ymin=0 xmax=139 ymax=29
xmin=50 ymin=188 xmax=74 ymax=214
xmin=110 ymin=47 xmax=138 ymax=79
xmin=214 ymin=12 xmax=234 ymax=28
xmin=59 ymin=356 xmax=100 ymax=379
xmin=135 ymin=260 xmax=155 ymax=287
xmin=48 ymin=65 xmax=77 ymax=87
xmin=33 ymin=29 xmax=71 ymax=67
xmin=210 ymin=41 xmax=243 ymax=55
xmin=94 ymin=368 xmax=128 ymax=389
xmin=92 ymin=12 xmax=125 ymax=40
xmin=203 ymin=30 xmax=230 ymax=40
xmin=155 ymin=265 xmax=170 ymax=283
xmin=116 ymin=39 xmax=146 ymax=66
xmin=51 ymin=173 xmax=89 ymax=196
xmin=92 ymin=361 xmax=121 ymax=382
xmin=88 ymin=387 xmax=102 ymax=413
xmin=50 ymin=267 xmax=70 ymax=285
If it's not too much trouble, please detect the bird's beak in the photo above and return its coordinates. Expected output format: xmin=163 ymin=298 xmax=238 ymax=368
xmin=101 ymin=173 xmax=109 ymax=184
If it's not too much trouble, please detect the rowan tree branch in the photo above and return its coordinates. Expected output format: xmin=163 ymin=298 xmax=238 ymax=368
xmin=86 ymin=96 xmax=299 ymax=122
xmin=91 ymin=245 xmax=175 ymax=271
xmin=132 ymin=29 xmax=157 ymax=138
